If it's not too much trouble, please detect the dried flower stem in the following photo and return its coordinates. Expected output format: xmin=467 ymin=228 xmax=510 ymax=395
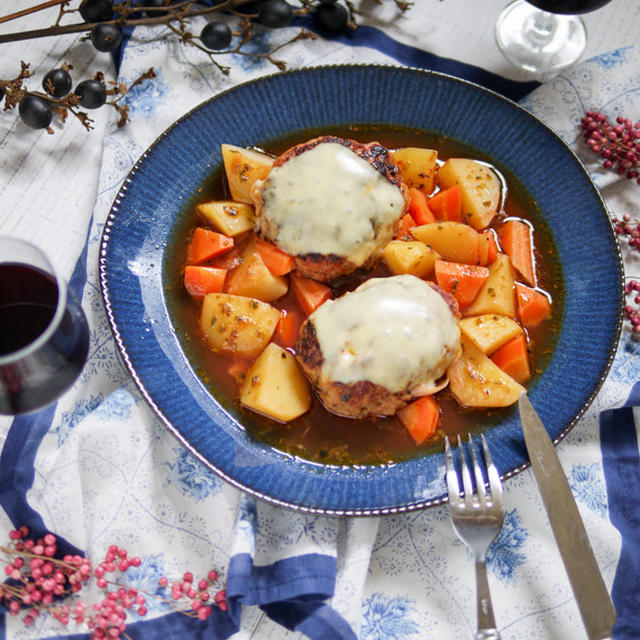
xmin=0 ymin=0 xmax=68 ymax=25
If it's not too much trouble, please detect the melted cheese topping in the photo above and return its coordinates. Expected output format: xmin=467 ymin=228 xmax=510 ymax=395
xmin=310 ymin=275 xmax=461 ymax=393
xmin=259 ymin=142 xmax=405 ymax=265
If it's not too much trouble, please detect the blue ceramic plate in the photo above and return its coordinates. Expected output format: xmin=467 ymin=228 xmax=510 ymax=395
xmin=99 ymin=65 xmax=623 ymax=515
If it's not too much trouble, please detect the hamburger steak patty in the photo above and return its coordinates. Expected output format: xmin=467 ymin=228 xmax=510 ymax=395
xmin=295 ymin=320 xmax=418 ymax=418
xmin=252 ymin=136 xmax=409 ymax=282
xmin=294 ymin=275 xmax=462 ymax=420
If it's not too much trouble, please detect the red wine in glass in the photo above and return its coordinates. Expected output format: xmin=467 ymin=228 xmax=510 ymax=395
xmin=0 ymin=238 xmax=89 ymax=415
xmin=495 ymin=0 xmax=615 ymax=77
xmin=523 ymin=0 xmax=614 ymax=13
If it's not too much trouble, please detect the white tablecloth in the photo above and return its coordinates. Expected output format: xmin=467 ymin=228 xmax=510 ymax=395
xmin=1 ymin=2 xmax=640 ymax=639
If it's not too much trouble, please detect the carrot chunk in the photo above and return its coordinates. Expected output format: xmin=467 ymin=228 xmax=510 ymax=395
xmin=408 ymin=187 xmax=436 ymax=225
xmin=397 ymin=395 xmax=440 ymax=445
xmin=273 ymin=308 xmax=303 ymax=349
xmin=499 ymin=219 xmax=535 ymax=286
xmin=434 ymin=260 xmax=490 ymax=309
xmin=290 ymin=273 xmax=332 ymax=316
xmin=477 ymin=230 xmax=499 ymax=265
xmin=187 ymin=227 xmax=234 ymax=264
xmin=515 ymin=282 xmax=552 ymax=327
xmin=427 ymin=185 xmax=462 ymax=222
xmin=255 ymin=238 xmax=296 ymax=276
xmin=395 ymin=213 xmax=416 ymax=240
xmin=491 ymin=334 xmax=531 ymax=384
xmin=183 ymin=265 xmax=227 ymax=299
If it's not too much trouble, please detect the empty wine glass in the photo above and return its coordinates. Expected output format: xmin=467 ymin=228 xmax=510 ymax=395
xmin=0 ymin=236 xmax=89 ymax=415
xmin=495 ymin=0 xmax=615 ymax=78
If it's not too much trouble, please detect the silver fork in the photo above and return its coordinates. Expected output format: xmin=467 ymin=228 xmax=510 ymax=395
xmin=445 ymin=434 xmax=504 ymax=640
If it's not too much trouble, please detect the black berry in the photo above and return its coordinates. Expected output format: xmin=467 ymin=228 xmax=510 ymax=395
xmin=42 ymin=68 xmax=72 ymax=98
xmin=19 ymin=95 xmax=53 ymax=129
xmin=75 ymin=79 xmax=107 ymax=109
xmin=314 ymin=2 xmax=348 ymax=32
xmin=200 ymin=21 xmax=232 ymax=50
xmin=90 ymin=23 xmax=122 ymax=52
xmin=79 ymin=0 xmax=114 ymax=23
xmin=258 ymin=0 xmax=293 ymax=28
xmin=142 ymin=0 xmax=169 ymax=17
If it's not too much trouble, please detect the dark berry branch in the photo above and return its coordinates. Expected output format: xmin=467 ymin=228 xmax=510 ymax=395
xmin=0 ymin=62 xmax=155 ymax=132
xmin=0 ymin=1 xmax=409 ymax=135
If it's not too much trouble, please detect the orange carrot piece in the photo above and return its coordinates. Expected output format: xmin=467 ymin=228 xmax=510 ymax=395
xmin=290 ymin=273 xmax=332 ymax=316
xmin=434 ymin=260 xmax=490 ymax=309
xmin=515 ymin=282 xmax=552 ymax=327
xmin=273 ymin=308 xmax=303 ymax=349
xmin=395 ymin=213 xmax=416 ymax=240
xmin=209 ymin=243 xmax=243 ymax=270
xmin=427 ymin=185 xmax=462 ymax=222
xmin=255 ymin=238 xmax=296 ymax=276
xmin=183 ymin=265 xmax=227 ymax=299
xmin=499 ymin=219 xmax=535 ymax=285
xmin=408 ymin=187 xmax=436 ymax=225
xmin=491 ymin=334 xmax=531 ymax=384
xmin=187 ymin=227 xmax=234 ymax=264
xmin=397 ymin=395 xmax=440 ymax=445
xmin=477 ymin=230 xmax=499 ymax=265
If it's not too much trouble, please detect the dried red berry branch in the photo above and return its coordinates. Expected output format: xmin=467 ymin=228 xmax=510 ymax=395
xmin=611 ymin=214 xmax=640 ymax=335
xmin=0 ymin=526 xmax=227 ymax=639
xmin=581 ymin=111 xmax=640 ymax=184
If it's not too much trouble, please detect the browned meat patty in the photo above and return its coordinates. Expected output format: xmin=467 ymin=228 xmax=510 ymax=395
xmin=252 ymin=136 xmax=409 ymax=282
xmin=294 ymin=275 xmax=461 ymax=420
xmin=295 ymin=320 xmax=416 ymax=418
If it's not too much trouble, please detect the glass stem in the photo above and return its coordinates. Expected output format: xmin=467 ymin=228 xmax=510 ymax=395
xmin=525 ymin=10 xmax=558 ymax=47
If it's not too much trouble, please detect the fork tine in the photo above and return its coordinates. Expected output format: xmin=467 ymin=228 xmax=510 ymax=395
xmin=444 ymin=436 xmax=461 ymax=506
xmin=457 ymin=434 xmax=474 ymax=506
xmin=468 ymin=433 xmax=487 ymax=505
xmin=481 ymin=434 xmax=503 ymax=509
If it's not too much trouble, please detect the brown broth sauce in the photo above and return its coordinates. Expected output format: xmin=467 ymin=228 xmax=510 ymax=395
xmin=165 ymin=126 xmax=563 ymax=466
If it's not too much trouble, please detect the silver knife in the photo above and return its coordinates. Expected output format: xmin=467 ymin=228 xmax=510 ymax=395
xmin=518 ymin=392 xmax=616 ymax=640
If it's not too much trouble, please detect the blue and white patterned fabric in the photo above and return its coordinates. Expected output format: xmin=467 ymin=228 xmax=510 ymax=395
xmin=1 ymin=3 xmax=640 ymax=638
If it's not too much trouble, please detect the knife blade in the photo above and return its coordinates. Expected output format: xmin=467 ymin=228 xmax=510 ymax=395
xmin=518 ymin=392 xmax=615 ymax=640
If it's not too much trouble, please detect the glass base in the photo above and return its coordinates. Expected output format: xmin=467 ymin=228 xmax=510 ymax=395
xmin=495 ymin=0 xmax=587 ymax=78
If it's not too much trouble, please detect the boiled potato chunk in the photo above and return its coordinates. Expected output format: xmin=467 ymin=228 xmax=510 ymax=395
xmin=382 ymin=240 xmax=440 ymax=278
xmin=200 ymin=293 xmax=279 ymax=357
xmin=391 ymin=147 xmax=438 ymax=195
xmin=459 ymin=314 xmax=523 ymax=354
xmin=411 ymin=221 xmax=479 ymax=265
xmin=464 ymin=253 xmax=516 ymax=318
xmin=225 ymin=238 xmax=288 ymax=302
xmin=196 ymin=201 xmax=255 ymax=237
xmin=240 ymin=343 xmax=311 ymax=422
xmin=221 ymin=144 xmax=274 ymax=205
xmin=447 ymin=337 xmax=525 ymax=408
xmin=437 ymin=158 xmax=501 ymax=230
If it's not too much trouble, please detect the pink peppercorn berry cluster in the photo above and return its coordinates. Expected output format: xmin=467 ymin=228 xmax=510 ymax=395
xmin=0 ymin=527 xmax=147 ymax=638
xmin=581 ymin=112 xmax=640 ymax=183
xmin=623 ymin=279 xmax=640 ymax=334
xmin=612 ymin=214 xmax=640 ymax=334
xmin=1 ymin=526 xmax=228 ymax=638
xmin=158 ymin=568 xmax=227 ymax=620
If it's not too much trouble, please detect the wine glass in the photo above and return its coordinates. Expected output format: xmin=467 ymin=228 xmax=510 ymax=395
xmin=0 ymin=236 xmax=89 ymax=415
xmin=495 ymin=0 xmax=615 ymax=78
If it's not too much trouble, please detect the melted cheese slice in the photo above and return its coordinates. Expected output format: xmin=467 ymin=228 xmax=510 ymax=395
xmin=310 ymin=275 xmax=461 ymax=393
xmin=259 ymin=142 xmax=405 ymax=265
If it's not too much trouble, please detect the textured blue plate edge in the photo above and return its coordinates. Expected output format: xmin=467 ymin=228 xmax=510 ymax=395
xmin=98 ymin=63 xmax=624 ymax=516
